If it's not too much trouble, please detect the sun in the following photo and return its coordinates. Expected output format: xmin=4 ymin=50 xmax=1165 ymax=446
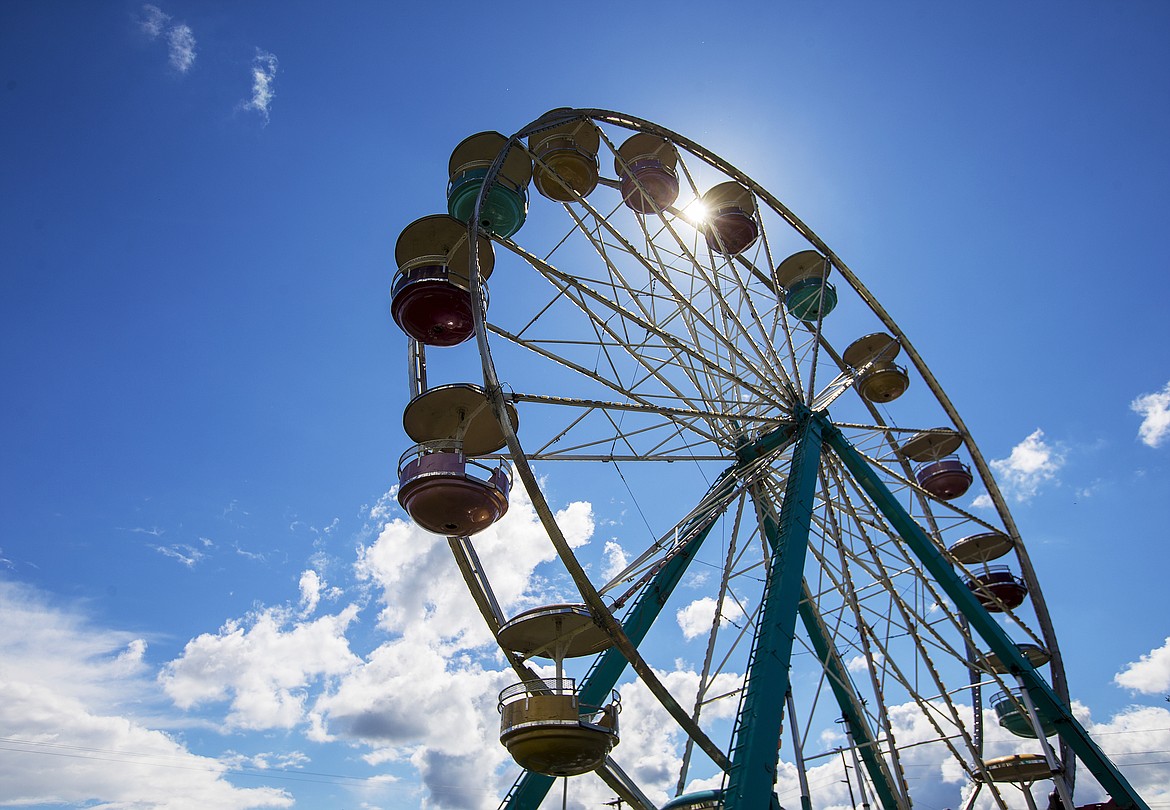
xmin=681 ymin=197 xmax=709 ymax=225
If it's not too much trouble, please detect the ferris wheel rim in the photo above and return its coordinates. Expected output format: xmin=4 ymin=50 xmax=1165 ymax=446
xmin=455 ymin=108 xmax=1072 ymax=805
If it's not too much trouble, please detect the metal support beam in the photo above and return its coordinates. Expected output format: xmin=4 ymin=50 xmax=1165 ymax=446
xmin=1016 ymin=678 xmax=1075 ymax=809
xmin=595 ymin=756 xmax=657 ymax=810
xmin=503 ymin=466 xmax=749 ymax=810
xmin=785 ymin=690 xmax=813 ymax=810
xmin=796 ymin=583 xmax=905 ymax=809
xmin=579 ymin=467 xmax=745 ymax=709
xmin=822 ymin=415 xmax=1150 ymax=810
xmin=408 ymin=338 xmax=426 ymax=398
xmin=752 ymin=486 xmax=905 ymax=809
xmin=725 ymin=414 xmax=823 ymax=809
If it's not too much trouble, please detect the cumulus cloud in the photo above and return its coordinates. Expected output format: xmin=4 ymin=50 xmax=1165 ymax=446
xmin=329 ymin=478 xmax=596 ymax=807
xmin=989 ymin=428 xmax=1065 ymax=502
xmin=602 ymin=539 xmax=630 ymax=581
xmin=1132 ymin=381 xmax=1170 ymax=448
xmin=311 ymin=641 xmax=516 ymax=810
xmin=596 ymin=666 xmax=744 ymax=808
xmin=1071 ymin=700 xmax=1170 ymax=806
xmin=160 ymin=603 xmax=361 ymax=730
xmin=301 ymin=486 xmax=575 ymax=807
xmin=355 ymin=474 xmax=592 ymax=645
xmin=150 ymin=476 xmax=593 ymax=808
xmin=138 ymin=5 xmax=196 ymax=74
xmin=0 ymin=580 xmax=290 ymax=808
xmin=241 ymin=50 xmax=279 ymax=124
xmin=675 ymin=596 xmax=747 ymax=642
xmin=845 ymin=651 xmax=884 ymax=673
xmin=1115 ymin=636 xmax=1170 ymax=695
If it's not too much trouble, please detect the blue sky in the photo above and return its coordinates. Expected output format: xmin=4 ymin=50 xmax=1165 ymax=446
xmin=2 ymin=2 xmax=1169 ymax=808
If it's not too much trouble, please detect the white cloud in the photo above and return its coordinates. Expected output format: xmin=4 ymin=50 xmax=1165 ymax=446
xmin=355 ymin=473 xmax=592 ymax=644
xmin=1132 ymin=381 xmax=1170 ymax=448
xmin=298 ymin=569 xmax=322 ymax=616
xmin=311 ymin=641 xmax=515 ymax=809
xmin=222 ymin=750 xmax=310 ymax=771
xmin=160 ymin=603 xmax=361 ymax=730
xmin=153 ymin=542 xmax=205 ymax=567
xmin=138 ymin=4 xmax=169 ymax=38
xmin=845 ymin=651 xmax=884 ymax=673
xmin=675 ymin=596 xmax=746 ymax=641
xmin=0 ymin=580 xmax=290 ymax=808
xmin=601 ymin=539 xmax=630 ymax=581
xmin=167 ymin=24 xmax=196 ymax=73
xmin=1071 ymin=700 xmax=1170 ymax=806
xmin=138 ymin=5 xmax=196 ymax=74
xmin=330 ymin=477 xmax=596 ymax=807
xmin=241 ymin=50 xmax=279 ymax=124
xmin=990 ymin=428 xmax=1065 ymax=502
xmin=152 ymin=476 xmax=594 ymax=808
xmin=1115 ymin=636 xmax=1170 ymax=694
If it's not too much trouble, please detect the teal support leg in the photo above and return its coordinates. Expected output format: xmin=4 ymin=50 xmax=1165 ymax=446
xmin=752 ymin=489 xmax=905 ymax=809
xmin=822 ymin=415 xmax=1150 ymax=810
xmin=724 ymin=414 xmax=824 ymax=810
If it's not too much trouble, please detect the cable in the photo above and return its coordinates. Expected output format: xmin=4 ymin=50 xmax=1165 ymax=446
xmin=0 ymin=737 xmax=499 ymax=796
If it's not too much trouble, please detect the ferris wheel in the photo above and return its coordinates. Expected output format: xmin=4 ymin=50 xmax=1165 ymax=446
xmin=389 ymin=109 xmax=1147 ymax=810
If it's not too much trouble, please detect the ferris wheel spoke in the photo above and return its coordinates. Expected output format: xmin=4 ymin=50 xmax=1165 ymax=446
xmin=555 ymin=200 xmax=798 ymax=411
xmin=824 ymin=419 xmax=1148 ymax=804
xmin=812 ymin=541 xmax=975 ymax=754
xmin=487 ymin=324 xmax=735 ymax=454
xmin=495 ymin=241 xmax=787 ymax=422
xmin=598 ymin=463 xmax=773 ymax=603
xmin=817 ymin=468 xmax=913 ymax=798
xmin=609 ymin=190 xmax=795 ymax=405
xmin=632 ymin=212 xmax=798 ymax=409
xmin=507 ymin=392 xmax=792 ymax=429
xmin=801 ymin=524 xmax=991 ymax=802
xmin=826 ymin=455 xmax=1051 ymax=653
xmin=729 ymin=219 xmax=808 ymax=401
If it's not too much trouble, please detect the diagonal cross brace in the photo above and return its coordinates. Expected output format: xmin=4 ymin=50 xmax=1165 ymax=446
xmin=501 ymin=466 xmax=751 ymax=810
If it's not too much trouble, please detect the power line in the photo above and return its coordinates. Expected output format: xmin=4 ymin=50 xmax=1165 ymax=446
xmin=0 ymin=737 xmax=499 ymax=796
xmin=0 ymin=741 xmax=365 ymax=787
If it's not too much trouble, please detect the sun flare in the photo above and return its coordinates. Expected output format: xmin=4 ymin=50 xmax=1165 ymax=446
xmin=681 ymin=198 xmax=709 ymax=224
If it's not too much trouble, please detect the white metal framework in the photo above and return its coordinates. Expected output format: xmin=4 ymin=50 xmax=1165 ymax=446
xmin=405 ymin=109 xmax=1146 ymax=809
